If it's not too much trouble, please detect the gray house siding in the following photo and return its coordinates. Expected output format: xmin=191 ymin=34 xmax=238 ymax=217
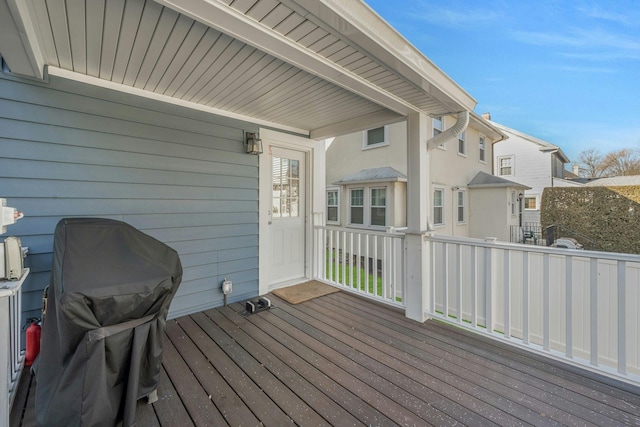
xmin=0 ymin=71 xmax=260 ymax=322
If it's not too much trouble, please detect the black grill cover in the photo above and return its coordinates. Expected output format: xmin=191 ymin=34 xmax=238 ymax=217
xmin=35 ymin=218 xmax=182 ymax=427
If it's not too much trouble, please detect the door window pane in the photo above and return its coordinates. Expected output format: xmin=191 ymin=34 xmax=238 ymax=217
xmin=272 ymin=156 xmax=300 ymax=218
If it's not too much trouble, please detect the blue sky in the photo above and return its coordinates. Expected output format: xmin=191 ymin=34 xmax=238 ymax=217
xmin=364 ymin=0 xmax=640 ymax=164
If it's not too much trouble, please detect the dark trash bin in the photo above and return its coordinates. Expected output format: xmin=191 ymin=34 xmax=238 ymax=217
xmin=35 ymin=218 xmax=182 ymax=427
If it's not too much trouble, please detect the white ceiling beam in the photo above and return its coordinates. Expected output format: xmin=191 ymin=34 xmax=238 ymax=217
xmin=0 ymin=0 xmax=45 ymax=79
xmin=309 ymin=109 xmax=404 ymax=140
xmin=154 ymin=0 xmax=419 ymax=117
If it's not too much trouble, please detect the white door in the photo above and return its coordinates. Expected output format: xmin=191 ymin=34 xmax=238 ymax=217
xmin=268 ymin=147 xmax=306 ymax=288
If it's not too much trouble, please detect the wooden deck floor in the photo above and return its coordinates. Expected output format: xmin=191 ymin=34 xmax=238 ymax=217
xmin=11 ymin=291 xmax=640 ymax=426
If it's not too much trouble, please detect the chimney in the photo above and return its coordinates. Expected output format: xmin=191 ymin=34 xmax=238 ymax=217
xmin=573 ymin=164 xmax=580 ymax=175
xmin=482 ymin=112 xmax=491 ymax=121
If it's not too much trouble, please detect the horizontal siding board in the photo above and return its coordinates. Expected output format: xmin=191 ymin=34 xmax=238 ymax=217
xmin=10 ymin=198 xmax=257 ymax=216
xmin=0 ymin=77 xmax=253 ymax=142
xmin=0 ymin=158 xmax=258 ymax=189
xmin=1 ymin=178 xmax=258 ymax=201
xmin=0 ymin=73 xmax=261 ymax=320
xmin=0 ymin=137 xmax=257 ymax=178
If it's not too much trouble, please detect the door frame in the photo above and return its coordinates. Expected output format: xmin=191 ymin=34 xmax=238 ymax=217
xmin=258 ymin=128 xmax=324 ymax=295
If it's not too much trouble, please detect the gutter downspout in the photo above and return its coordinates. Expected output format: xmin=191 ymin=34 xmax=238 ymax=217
xmin=426 ymin=111 xmax=470 ymax=151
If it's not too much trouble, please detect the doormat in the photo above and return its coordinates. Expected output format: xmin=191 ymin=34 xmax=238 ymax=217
xmin=272 ymin=281 xmax=340 ymax=304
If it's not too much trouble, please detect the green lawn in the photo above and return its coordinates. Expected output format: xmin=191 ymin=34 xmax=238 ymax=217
xmin=325 ymin=250 xmax=402 ymax=302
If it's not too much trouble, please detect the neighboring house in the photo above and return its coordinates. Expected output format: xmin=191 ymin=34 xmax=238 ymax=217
xmin=488 ymin=114 xmax=577 ymax=225
xmin=0 ymin=0 xmax=476 ymax=325
xmin=325 ymin=113 xmax=526 ymax=241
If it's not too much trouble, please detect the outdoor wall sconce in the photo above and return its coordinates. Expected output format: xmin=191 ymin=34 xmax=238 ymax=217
xmin=517 ymin=193 xmax=524 ymax=201
xmin=245 ymin=131 xmax=263 ymax=155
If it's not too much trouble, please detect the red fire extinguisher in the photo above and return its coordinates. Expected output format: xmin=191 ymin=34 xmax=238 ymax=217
xmin=25 ymin=318 xmax=41 ymax=367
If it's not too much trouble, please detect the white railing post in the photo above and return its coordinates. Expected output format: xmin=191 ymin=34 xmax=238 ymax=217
xmin=1 ymin=269 xmax=29 ymax=427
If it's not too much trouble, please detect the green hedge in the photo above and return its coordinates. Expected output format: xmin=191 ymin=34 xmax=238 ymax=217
xmin=541 ymin=186 xmax=640 ymax=255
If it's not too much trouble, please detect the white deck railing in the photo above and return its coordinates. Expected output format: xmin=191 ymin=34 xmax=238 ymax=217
xmin=425 ymin=235 xmax=640 ymax=386
xmin=1 ymin=268 xmax=29 ymax=427
xmin=313 ymin=226 xmax=405 ymax=308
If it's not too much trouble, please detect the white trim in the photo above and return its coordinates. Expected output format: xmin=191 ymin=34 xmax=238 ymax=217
xmin=361 ymin=125 xmax=389 ymax=150
xmin=0 ymin=0 xmax=45 ymax=78
xmin=259 ymin=129 xmax=321 ymax=296
xmin=47 ymin=67 xmax=310 ymax=136
xmin=524 ymin=194 xmax=540 ymax=211
xmin=433 ymin=187 xmax=445 ymax=226
xmin=326 ymin=187 xmax=340 ymax=225
xmin=497 ymin=155 xmax=515 ymax=177
xmin=478 ymin=134 xmax=487 ymax=163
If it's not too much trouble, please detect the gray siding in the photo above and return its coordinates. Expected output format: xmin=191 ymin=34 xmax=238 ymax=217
xmin=0 ymin=72 xmax=260 ymax=321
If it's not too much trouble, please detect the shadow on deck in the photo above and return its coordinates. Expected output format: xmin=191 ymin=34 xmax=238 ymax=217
xmin=11 ymin=291 xmax=640 ymax=426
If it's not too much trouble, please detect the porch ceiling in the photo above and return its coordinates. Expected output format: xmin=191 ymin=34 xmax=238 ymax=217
xmin=0 ymin=0 xmax=476 ymax=139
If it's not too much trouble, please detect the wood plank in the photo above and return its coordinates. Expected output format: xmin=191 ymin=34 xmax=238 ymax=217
xmin=175 ymin=316 xmax=294 ymax=426
xmin=292 ymin=294 xmax=588 ymax=426
xmin=151 ymin=366 xmax=194 ymax=426
xmin=209 ymin=306 xmax=365 ymax=426
xmin=231 ymin=304 xmax=403 ymax=426
xmin=325 ymin=292 xmax=640 ymax=425
xmin=165 ymin=320 xmax=260 ymax=426
xmin=9 ymin=370 xmax=32 ymax=427
xmin=267 ymin=296 xmax=510 ymax=426
xmin=191 ymin=311 xmax=329 ymax=426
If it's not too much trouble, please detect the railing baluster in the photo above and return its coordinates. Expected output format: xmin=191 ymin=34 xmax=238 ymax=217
xmin=328 ymin=229 xmax=334 ymax=284
xmin=357 ymin=233 xmax=362 ymax=291
xmin=443 ymin=243 xmax=449 ymax=319
xmin=504 ymin=249 xmax=511 ymax=339
xmin=341 ymin=230 xmax=346 ymax=286
xmin=429 ymin=239 xmax=436 ymax=314
xmin=543 ymin=253 xmax=550 ymax=351
xmin=618 ymin=261 xmax=626 ymax=375
xmin=523 ymin=251 xmax=529 ymax=345
xmin=471 ymin=245 xmax=477 ymax=327
xmin=485 ymin=246 xmax=493 ymax=334
xmin=566 ymin=256 xmax=573 ymax=359
xmin=590 ymin=258 xmax=598 ymax=366
xmin=364 ymin=234 xmax=370 ymax=294
xmin=456 ymin=244 xmax=462 ymax=324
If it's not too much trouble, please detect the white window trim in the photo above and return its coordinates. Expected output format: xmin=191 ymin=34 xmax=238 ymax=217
xmin=498 ymin=155 xmax=515 ymax=177
xmin=524 ymin=194 xmax=539 ymax=211
xmin=456 ymin=189 xmax=466 ymax=224
xmin=347 ymin=184 xmax=389 ymax=229
xmin=361 ymin=125 xmax=389 ymax=150
xmin=433 ymin=187 xmax=445 ymax=227
xmin=511 ymin=190 xmax=518 ymax=216
xmin=478 ymin=135 xmax=487 ymax=163
xmin=326 ymin=187 xmax=340 ymax=224
xmin=433 ymin=116 xmax=446 ymax=150
xmin=457 ymin=131 xmax=467 ymax=157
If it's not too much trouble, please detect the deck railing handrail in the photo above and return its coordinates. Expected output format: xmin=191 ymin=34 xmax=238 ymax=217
xmin=313 ymin=225 xmax=405 ymax=307
xmin=424 ymin=234 xmax=640 ymax=386
xmin=1 ymin=268 xmax=29 ymax=427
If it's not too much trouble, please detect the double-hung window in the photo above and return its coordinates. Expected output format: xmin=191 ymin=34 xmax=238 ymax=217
xmin=498 ymin=156 xmax=514 ymax=176
xmin=348 ymin=186 xmax=387 ymax=227
xmin=457 ymin=190 xmax=465 ymax=223
xmin=350 ymin=189 xmax=364 ymax=225
xmin=433 ymin=117 xmax=445 ymax=149
xmin=327 ymin=189 xmax=339 ymax=223
xmin=479 ymin=136 xmax=486 ymax=162
xmin=458 ymin=131 xmax=466 ymax=155
xmin=433 ymin=189 xmax=444 ymax=226
xmin=370 ymin=188 xmax=386 ymax=226
xmin=524 ymin=196 xmax=538 ymax=210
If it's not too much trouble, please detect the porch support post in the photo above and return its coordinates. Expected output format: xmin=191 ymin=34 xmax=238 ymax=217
xmin=405 ymin=112 xmax=430 ymax=322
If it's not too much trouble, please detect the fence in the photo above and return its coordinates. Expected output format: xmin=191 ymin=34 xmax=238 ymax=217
xmin=425 ymin=235 xmax=640 ymax=385
xmin=1 ymin=269 xmax=29 ymax=427
xmin=313 ymin=226 xmax=405 ymax=307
